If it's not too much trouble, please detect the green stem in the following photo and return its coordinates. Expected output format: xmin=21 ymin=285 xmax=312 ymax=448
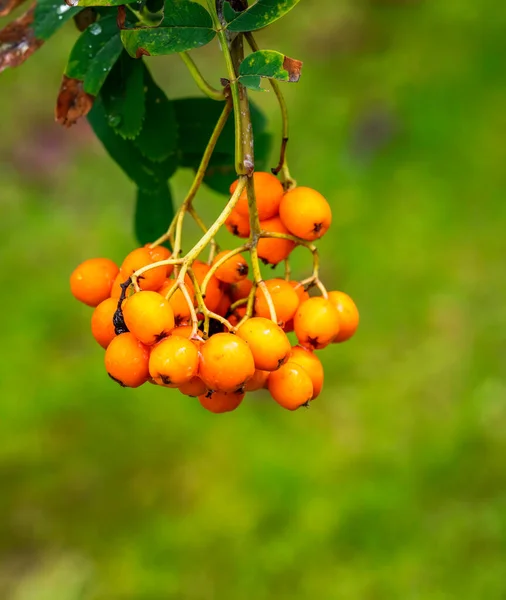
xmin=179 ymin=51 xmax=226 ymax=101
xmin=245 ymin=32 xmax=295 ymax=188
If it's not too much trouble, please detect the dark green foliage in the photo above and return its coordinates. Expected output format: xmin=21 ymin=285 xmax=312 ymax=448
xmin=224 ymin=0 xmax=301 ymax=32
xmin=101 ymin=52 xmax=146 ymax=139
xmin=66 ymin=15 xmax=123 ymax=95
xmin=135 ymin=184 xmax=174 ymax=245
xmin=33 ymin=0 xmax=83 ymax=40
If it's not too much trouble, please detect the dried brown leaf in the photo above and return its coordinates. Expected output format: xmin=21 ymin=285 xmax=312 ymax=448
xmin=55 ymin=74 xmax=95 ymax=128
xmin=282 ymin=55 xmax=302 ymax=82
xmin=0 ymin=6 xmax=43 ymax=74
xmin=0 ymin=0 xmax=27 ymax=17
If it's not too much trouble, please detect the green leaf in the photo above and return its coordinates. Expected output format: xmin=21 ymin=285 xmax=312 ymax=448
xmin=224 ymin=0 xmax=301 ymax=32
xmin=73 ymin=0 xmax=130 ymax=6
xmin=174 ymin=97 xmax=272 ymax=194
xmin=134 ymin=66 xmax=178 ymax=162
xmin=33 ymin=0 xmax=83 ymax=40
xmin=101 ymin=52 xmax=146 ymax=139
xmin=121 ymin=0 xmax=215 ymax=57
xmin=66 ymin=15 xmax=123 ymax=95
xmin=87 ymin=95 xmax=177 ymax=188
xmin=238 ymin=49 xmax=302 ymax=91
xmin=135 ymin=184 xmax=174 ymax=246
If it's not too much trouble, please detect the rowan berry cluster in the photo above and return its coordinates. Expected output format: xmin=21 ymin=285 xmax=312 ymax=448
xmin=70 ymin=172 xmax=359 ymax=413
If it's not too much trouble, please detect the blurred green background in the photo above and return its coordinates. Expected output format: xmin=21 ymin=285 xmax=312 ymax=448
xmin=2 ymin=0 xmax=506 ymax=598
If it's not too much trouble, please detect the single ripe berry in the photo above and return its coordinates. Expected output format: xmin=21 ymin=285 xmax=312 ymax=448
xmin=198 ymin=390 xmax=245 ymax=414
xmin=289 ymin=346 xmax=324 ymax=399
xmin=122 ymin=290 xmax=175 ymax=345
xmin=192 ymin=261 xmax=223 ymax=313
xmin=110 ymin=272 xmax=126 ymax=299
xmin=212 ymin=251 xmax=249 ymax=284
xmin=228 ymin=305 xmax=247 ymax=327
xmin=145 ymin=244 xmax=174 ymax=277
xmin=244 ymin=369 xmax=270 ymax=392
xmin=215 ymin=293 xmax=232 ymax=317
xmin=294 ymin=297 xmax=340 ymax=350
xmin=225 ymin=209 xmax=251 ymax=238
xmin=149 ymin=335 xmax=200 ymax=387
xmin=179 ymin=376 xmax=208 ymax=397
xmin=91 ymin=297 xmax=118 ymax=349
xmin=230 ymin=172 xmax=283 ymax=220
xmin=254 ymin=279 xmax=300 ymax=326
xmin=229 ymin=279 xmax=253 ymax=303
xmin=236 ymin=317 xmax=291 ymax=371
xmin=105 ymin=332 xmax=149 ymax=388
xmin=327 ymin=291 xmax=360 ymax=343
xmin=121 ymin=247 xmax=167 ymax=291
xmin=199 ymin=333 xmax=255 ymax=392
xmin=159 ymin=279 xmax=195 ymax=323
xmin=257 ymin=216 xmax=295 ymax=265
xmin=268 ymin=362 xmax=313 ymax=410
xmin=70 ymin=257 xmax=119 ymax=307
xmin=279 ymin=187 xmax=332 ymax=240
xmin=171 ymin=324 xmax=202 ymax=339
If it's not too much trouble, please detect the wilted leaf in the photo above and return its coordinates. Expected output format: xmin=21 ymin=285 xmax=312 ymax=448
xmin=66 ymin=15 xmax=123 ymax=95
xmin=0 ymin=0 xmax=27 ymax=17
xmin=174 ymin=97 xmax=272 ymax=194
xmin=135 ymin=184 xmax=174 ymax=246
xmin=121 ymin=0 xmax=215 ymax=58
xmin=101 ymin=52 xmax=145 ymax=139
xmin=224 ymin=0 xmax=301 ymax=32
xmin=134 ymin=65 xmax=177 ymax=162
xmin=87 ymin=95 xmax=177 ymax=189
xmin=0 ymin=6 xmax=43 ymax=74
xmin=55 ymin=74 xmax=95 ymax=127
xmin=239 ymin=49 xmax=302 ymax=91
xmin=34 ymin=0 xmax=83 ymax=40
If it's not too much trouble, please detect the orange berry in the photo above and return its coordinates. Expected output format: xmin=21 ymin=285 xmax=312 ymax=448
xmin=149 ymin=336 xmax=200 ymax=386
xmin=192 ymin=261 xmax=222 ymax=313
xmin=110 ymin=271 xmax=127 ymax=299
xmin=122 ymin=290 xmax=175 ymax=345
xmin=229 ymin=279 xmax=253 ymax=303
xmin=159 ymin=279 xmax=195 ymax=323
xmin=283 ymin=282 xmax=310 ymax=332
xmin=198 ymin=390 xmax=244 ymax=414
xmin=171 ymin=324 xmax=201 ymax=339
xmin=179 ymin=376 xmax=207 ymax=397
xmin=215 ymin=293 xmax=232 ymax=317
xmin=257 ymin=216 xmax=295 ymax=265
xmin=199 ymin=332 xmax=255 ymax=392
xmin=328 ymin=291 xmax=360 ymax=343
xmin=70 ymin=257 xmax=119 ymax=307
xmin=225 ymin=208 xmax=250 ymax=238
xmin=91 ymin=297 xmax=118 ymax=349
xmin=254 ymin=279 xmax=299 ymax=326
xmin=294 ymin=297 xmax=340 ymax=350
xmin=105 ymin=332 xmax=149 ymax=388
xmin=236 ymin=317 xmax=291 ymax=371
xmin=230 ymin=172 xmax=283 ymax=220
xmin=244 ymin=369 xmax=270 ymax=392
xmin=121 ymin=247 xmax=167 ymax=291
xmin=289 ymin=346 xmax=324 ymax=399
xmin=228 ymin=305 xmax=247 ymax=327
xmin=279 ymin=187 xmax=332 ymax=240
xmin=212 ymin=250 xmax=249 ymax=284
xmin=268 ymin=362 xmax=313 ymax=410
xmin=145 ymin=244 xmax=174 ymax=278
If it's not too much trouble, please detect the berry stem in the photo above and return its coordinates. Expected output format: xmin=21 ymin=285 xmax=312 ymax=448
xmin=187 ymin=205 xmax=219 ymax=263
xmin=245 ymin=32 xmax=295 ymax=189
xmin=179 ymin=51 xmax=226 ymax=102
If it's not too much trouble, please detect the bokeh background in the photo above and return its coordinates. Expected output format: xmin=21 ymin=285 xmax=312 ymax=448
xmin=2 ymin=0 xmax=506 ymax=598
